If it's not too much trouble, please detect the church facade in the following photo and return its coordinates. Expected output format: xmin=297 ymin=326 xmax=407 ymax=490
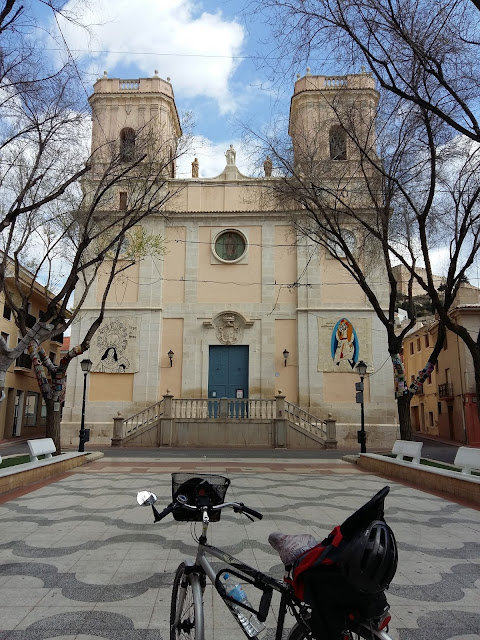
xmin=61 ymin=71 xmax=397 ymax=448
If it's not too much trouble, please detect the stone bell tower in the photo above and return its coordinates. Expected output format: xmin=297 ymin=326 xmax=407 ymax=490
xmin=88 ymin=71 xmax=182 ymax=176
xmin=288 ymin=69 xmax=379 ymax=172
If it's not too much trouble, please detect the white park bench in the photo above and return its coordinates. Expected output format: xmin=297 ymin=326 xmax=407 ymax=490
xmin=391 ymin=439 xmax=423 ymax=465
xmin=0 ymin=438 xmax=95 ymax=496
xmin=454 ymin=446 xmax=480 ymax=475
xmin=27 ymin=437 xmax=56 ymax=462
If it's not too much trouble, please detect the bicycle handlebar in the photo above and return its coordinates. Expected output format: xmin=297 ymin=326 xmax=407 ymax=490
xmin=152 ymin=498 xmax=263 ymax=522
xmin=234 ymin=503 xmax=263 ymax=520
xmin=152 ymin=502 xmax=175 ymax=522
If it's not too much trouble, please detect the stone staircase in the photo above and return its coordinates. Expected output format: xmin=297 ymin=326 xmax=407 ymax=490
xmin=111 ymin=393 xmax=337 ymax=449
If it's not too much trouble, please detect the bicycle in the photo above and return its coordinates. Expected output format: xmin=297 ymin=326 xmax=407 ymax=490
xmin=136 ymin=472 xmax=396 ymax=640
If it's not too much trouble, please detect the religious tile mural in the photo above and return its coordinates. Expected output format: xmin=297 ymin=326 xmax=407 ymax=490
xmin=90 ymin=317 xmax=139 ymax=373
xmin=317 ymin=316 xmax=372 ymax=373
xmin=331 ymin=317 xmax=359 ymax=369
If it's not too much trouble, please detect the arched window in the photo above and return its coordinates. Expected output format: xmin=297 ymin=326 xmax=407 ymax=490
xmin=120 ymin=127 xmax=135 ymax=162
xmin=329 ymin=126 xmax=347 ymax=160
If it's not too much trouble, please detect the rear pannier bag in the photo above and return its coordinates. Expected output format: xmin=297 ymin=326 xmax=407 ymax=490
xmin=285 ymin=487 xmax=397 ymax=639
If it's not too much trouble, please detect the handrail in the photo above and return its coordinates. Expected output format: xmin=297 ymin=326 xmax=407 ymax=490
xmin=118 ymin=397 xmax=330 ymax=444
xmin=171 ymin=397 xmax=275 ymax=419
xmin=284 ymin=401 xmax=327 ymax=440
xmin=123 ymin=399 xmax=164 ymax=437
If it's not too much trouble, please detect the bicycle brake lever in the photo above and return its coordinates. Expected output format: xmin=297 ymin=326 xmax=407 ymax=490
xmin=233 ymin=505 xmax=254 ymax=522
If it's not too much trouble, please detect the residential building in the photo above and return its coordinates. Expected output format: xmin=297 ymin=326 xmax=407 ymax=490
xmin=61 ymin=71 xmax=398 ymax=449
xmin=403 ymin=284 xmax=480 ymax=446
xmin=0 ymin=275 xmax=65 ymax=441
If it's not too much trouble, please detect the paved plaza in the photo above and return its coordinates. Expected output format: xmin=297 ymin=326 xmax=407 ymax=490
xmin=0 ymin=455 xmax=479 ymax=639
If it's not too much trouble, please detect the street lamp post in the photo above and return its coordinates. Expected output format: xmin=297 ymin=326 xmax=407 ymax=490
xmin=355 ymin=360 xmax=368 ymax=454
xmin=78 ymin=358 xmax=92 ymax=452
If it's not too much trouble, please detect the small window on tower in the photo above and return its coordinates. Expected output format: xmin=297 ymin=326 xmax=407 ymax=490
xmin=329 ymin=126 xmax=347 ymax=160
xmin=119 ymin=192 xmax=127 ymax=211
xmin=120 ymin=128 xmax=135 ymax=162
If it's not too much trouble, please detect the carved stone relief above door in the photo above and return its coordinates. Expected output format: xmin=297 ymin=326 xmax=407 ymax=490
xmin=203 ymin=312 xmax=254 ymax=345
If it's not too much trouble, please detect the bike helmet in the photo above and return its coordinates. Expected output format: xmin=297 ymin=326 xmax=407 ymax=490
xmin=341 ymin=520 xmax=398 ymax=593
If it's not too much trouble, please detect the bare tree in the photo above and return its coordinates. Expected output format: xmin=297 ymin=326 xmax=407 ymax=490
xmin=247 ymin=0 xmax=480 ymax=425
xmin=251 ymin=0 xmax=480 ymax=141
xmin=0 ymin=0 xmax=193 ymax=450
xmin=2 ymin=119 xmax=190 ymax=451
xmin=247 ymin=70 xmax=480 ymax=438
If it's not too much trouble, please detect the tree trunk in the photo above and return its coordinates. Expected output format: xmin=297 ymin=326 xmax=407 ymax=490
xmin=396 ymin=394 xmax=412 ymax=441
xmin=44 ymin=397 xmax=61 ymax=454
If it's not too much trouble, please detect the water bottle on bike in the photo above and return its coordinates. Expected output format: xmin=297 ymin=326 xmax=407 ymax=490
xmin=223 ymin=572 xmax=266 ymax=637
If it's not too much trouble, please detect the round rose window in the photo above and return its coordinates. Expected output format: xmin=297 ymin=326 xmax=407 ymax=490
xmin=214 ymin=230 xmax=247 ymax=262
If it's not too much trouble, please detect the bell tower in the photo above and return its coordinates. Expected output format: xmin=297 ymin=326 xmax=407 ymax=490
xmin=88 ymin=71 xmax=182 ymax=176
xmin=288 ymin=70 xmax=379 ymax=171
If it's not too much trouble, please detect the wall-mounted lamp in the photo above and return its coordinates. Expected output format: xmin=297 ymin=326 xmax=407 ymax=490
xmin=283 ymin=349 xmax=289 ymax=367
xmin=168 ymin=350 xmax=174 ymax=367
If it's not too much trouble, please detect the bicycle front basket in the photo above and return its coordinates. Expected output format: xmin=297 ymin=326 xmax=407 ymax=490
xmin=171 ymin=473 xmax=231 ymax=522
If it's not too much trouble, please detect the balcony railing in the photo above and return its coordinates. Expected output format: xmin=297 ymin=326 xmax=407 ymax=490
xmin=439 ymin=382 xmax=454 ymax=398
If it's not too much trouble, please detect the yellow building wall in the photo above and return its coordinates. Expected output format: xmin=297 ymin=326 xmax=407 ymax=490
xmin=404 ymin=331 xmax=438 ymax=434
xmin=163 ymin=227 xmax=186 ymax=303
xmin=96 ymin=260 xmax=140 ymax=304
xmin=160 ymin=318 xmax=184 ymax=397
xmin=197 ymin=227 xmax=262 ymax=304
xmin=89 ymin=373 xmax=134 ymax=402
xmin=320 ymin=252 xmax=365 ymax=304
xmin=275 ymin=319 xmax=298 ymax=404
xmin=274 ymin=226 xmax=298 ymax=305
xmin=323 ymin=372 xmax=370 ymax=403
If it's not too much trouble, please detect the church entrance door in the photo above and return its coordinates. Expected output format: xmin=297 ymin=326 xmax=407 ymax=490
xmin=208 ymin=345 xmax=249 ymax=400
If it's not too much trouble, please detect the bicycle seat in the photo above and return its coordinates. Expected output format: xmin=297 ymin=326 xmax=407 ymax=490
xmin=268 ymin=532 xmax=318 ymax=566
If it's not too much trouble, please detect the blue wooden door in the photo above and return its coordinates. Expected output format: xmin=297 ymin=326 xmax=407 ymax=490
xmin=208 ymin=345 xmax=249 ymax=400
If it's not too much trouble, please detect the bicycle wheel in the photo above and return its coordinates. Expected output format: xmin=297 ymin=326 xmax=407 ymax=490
xmin=170 ymin=562 xmax=205 ymax=639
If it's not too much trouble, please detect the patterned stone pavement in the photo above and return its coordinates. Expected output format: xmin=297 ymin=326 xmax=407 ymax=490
xmin=0 ymin=456 xmax=479 ymax=639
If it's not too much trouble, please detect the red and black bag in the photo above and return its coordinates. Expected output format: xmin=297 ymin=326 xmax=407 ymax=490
xmin=285 ymin=524 xmax=346 ymax=603
xmin=285 ymin=487 xmax=394 ymax=639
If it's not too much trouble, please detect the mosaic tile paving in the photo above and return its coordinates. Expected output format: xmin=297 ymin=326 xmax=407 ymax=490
xmin=0 ymin=468 xmax=479 ymax=639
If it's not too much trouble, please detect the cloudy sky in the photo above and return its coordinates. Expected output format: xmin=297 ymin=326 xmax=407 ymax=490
xmin=35 ymin=0 xmax=313 ymax=179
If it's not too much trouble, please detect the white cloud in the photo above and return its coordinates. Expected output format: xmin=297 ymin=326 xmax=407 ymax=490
xmin=56 ymin=0 xmax=245 ymax=113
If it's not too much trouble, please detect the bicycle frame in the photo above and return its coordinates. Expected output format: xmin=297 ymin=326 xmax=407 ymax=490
xmin=173 ymin=522 xmax=394 ymax=640
xmin=172 ymin=515 xmax=304 ymax=640
xmin=139 ymin=483 xmax=396 ymax=640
